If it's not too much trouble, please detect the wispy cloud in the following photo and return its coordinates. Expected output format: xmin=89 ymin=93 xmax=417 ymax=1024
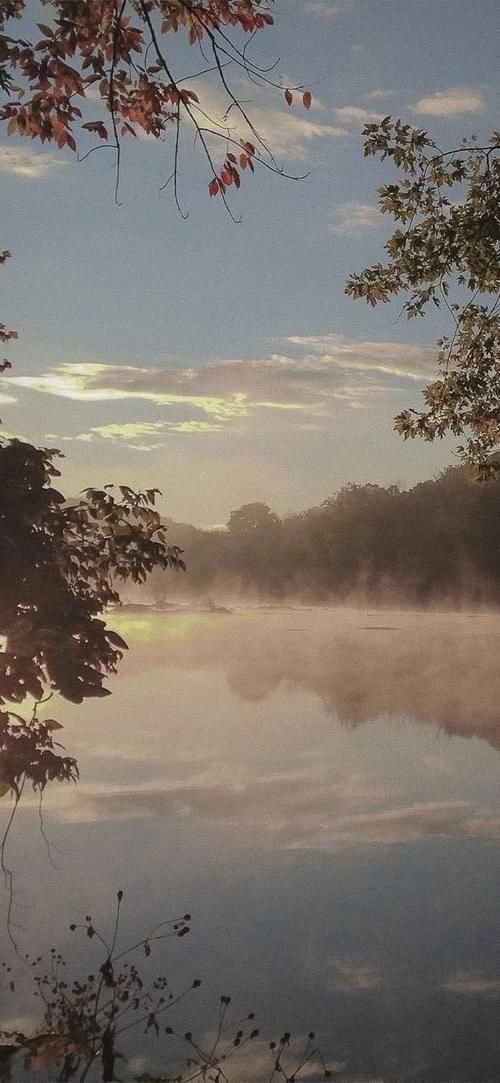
xmin=58 ymin=774 xmax=500 ymax=854
xmin=412 ymin=86 xmax=485 ymax=117
xmin=442 ymin=972 xmax=500 ymax=997
xmin=73 ymin=419 xmax=226 ymax=445
xmin=367 ymin=90 xmax=398 ymax=102
xmin=333 ymin=105 xmax=384 ymax=127
xmin=283 ymin=333 xmax=435 ymax=381
xmin=169 ymin=419 xmax=225 ymax=433
xmin=329 ymin=201 xmax=381 ymax=237
xmin=287 ymin=801 xmax=500 ymax=850
xmin=252 ymin=106 xmax=347 ymax=158
xmin=304 ymin=1 xmax=342 ymax=17
xmin=190 ymin=80 xmax=346 ymax=163
xmin=3 ymin=337 xmax=435 ymax=435
xmin=327 ymin=957 xmax=383 ymax=992
xmin=0 ymin=146 xmax=68 ymax=178
xmin=86 ymin=421 xmax=167 ymax=441
xmin=54 ymin=768 xmax=391 ymax=831
xmin=6 ymin=363 xmax=250 ymax=419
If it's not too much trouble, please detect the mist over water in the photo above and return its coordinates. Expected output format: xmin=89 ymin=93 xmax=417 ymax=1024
xmin=3 ymin=607 xmax=500 ymax=1081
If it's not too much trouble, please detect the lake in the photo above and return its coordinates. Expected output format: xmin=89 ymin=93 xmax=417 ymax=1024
xmin=3 ymin=607 xmax=500 ymax=1081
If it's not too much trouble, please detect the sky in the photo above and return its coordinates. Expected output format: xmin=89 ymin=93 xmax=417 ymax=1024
xmin=2 ymin=0 xmax=500 ymax=525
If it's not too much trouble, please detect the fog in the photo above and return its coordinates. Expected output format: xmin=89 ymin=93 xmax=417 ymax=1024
xmin=142 ymin=467 xmax=500 ymax=611
xmin=111 ymin=606 xmax=500 ymax=747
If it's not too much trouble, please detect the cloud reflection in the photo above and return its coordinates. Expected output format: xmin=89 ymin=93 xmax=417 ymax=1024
xmin=42 ymin=610 xmax=500 ymax=854
xmin=62 ymin=778 xmax=500 ymax=852
xmin=442 ymin=972 xmax=500 ymax=997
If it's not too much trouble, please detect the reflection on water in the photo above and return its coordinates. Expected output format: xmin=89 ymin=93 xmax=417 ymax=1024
xmin=3 ymin=609 xmax=500 ymax=1081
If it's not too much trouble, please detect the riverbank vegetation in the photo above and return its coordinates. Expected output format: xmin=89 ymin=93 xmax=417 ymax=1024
xmin=146 ymin=464 xmax=500 ymax=608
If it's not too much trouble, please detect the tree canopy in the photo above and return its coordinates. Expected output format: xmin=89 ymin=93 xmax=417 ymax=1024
xmin=227 ymin=502 xmax=280 ymax=534
xmin=346 ymin=119 xmax=500 ymax=477
xmin=146 ymin=466 xmax=500 ymax=608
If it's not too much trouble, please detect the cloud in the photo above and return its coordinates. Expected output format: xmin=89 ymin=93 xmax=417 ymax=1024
xmin=57 ymin=762 xmax=500 ymax=854
xmin=3 ymin=336 xmax=436 ymax=438
xmin=442 ymin=972 xmax=500 ymax=997
xmin=304 ymin=1 xmax=342 ymax=17
xmin=333 ymin=105 xmax=384 ymax=127
xmin=252 ymin=107 xmax=347 ymax=159
xmin=327 ymin=957 xmax=383 ymax=992
xmin=330 ymin=88 xmax=482 ymax=131
xmin=367 ymin=90 xmax=398 ymax=102
xmin=283 ymin=334 xmax=435 ymax=381
xmin=85 ymin=421 xmax=167 ymax=441
xmin=88 ymin=71 xmax=344 ymax=160
xmin=169 ymin=419 xmax=225 ymax=433
xmin=189 ymin=79 xmax=347 ymax=163
xmin=413 ymin=87 xmax=485 ymax=117
xmin=124 ymin=442 xmax=166 ymax=451
xmin=0 ymin=146 xmax=68 ymax=178
xmin=330 ymin=201 xmax=381 ymax=237
xmin=56 ymin=766 xmax=392 ymax=834
xmin=5 ymin=362 xmax=250 ymax=418
xmin=289 ymin=801 xmax=500 ymax=850
xmin=73 ymin=419 xmax=226 ymax=444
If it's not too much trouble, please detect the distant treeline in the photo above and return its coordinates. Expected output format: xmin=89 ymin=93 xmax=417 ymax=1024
xmin=147 ymin=465 xmax=500 ymax=606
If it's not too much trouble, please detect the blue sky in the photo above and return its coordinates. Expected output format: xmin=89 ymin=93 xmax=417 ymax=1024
xmin=2 ymin=0 xmax=499 ymax=524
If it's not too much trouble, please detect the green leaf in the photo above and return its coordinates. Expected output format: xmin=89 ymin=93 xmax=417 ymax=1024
xmin=43 ymin=718 xmax=64 ymax=731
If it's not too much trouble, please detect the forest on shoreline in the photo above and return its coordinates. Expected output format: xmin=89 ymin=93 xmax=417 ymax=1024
xmin=146 ymin=464 xmax=500 ymax=608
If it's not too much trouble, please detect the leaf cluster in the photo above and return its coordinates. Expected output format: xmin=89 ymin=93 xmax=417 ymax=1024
xmin=0 ymin=0 xmax=310 ymax=211
xmin=346 ymin=118 xmax=500 ymax=472
xmin=0 ymin=438 xmax=184 ymax=792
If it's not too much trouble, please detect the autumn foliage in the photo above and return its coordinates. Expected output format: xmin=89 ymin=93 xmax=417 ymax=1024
xmin=0 ymin=0 xmax=311 ymax=205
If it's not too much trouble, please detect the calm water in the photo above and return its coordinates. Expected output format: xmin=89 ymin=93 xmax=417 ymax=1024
xmin=3 ymin=607 xmax=500 ymax=1081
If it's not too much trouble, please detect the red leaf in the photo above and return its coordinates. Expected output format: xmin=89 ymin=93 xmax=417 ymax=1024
xmin=209 ymin=178 xmax=219 ymax=197
xmin=285 ymin=89 xmax=293 ymax=107
xmin=302 ymin=91 xmax=312 ymax=110
xmin=82 ymin=120 xmax=108 ymax=139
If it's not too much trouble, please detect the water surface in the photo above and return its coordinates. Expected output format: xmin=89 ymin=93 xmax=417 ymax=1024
xmin=3 ymin=608 xmax=500 ymax=1081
